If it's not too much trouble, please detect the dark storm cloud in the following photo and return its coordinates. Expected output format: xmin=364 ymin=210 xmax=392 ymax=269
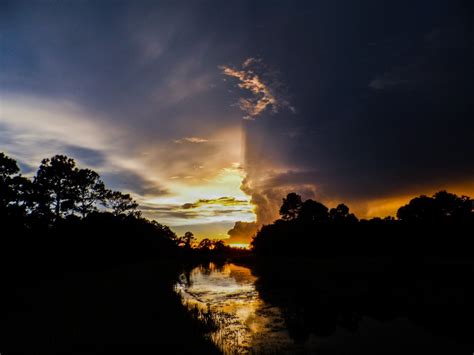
xmin=236 ymin=1 xmax=474 ymax=219
xmin=369 ymin=25 xmax=474 ymax=91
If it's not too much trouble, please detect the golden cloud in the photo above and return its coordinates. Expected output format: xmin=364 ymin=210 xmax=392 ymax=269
xmin=220 ymin=60 xmax=280 ymax=119
xmin=182 ymin=196 xmax=249 ymax=209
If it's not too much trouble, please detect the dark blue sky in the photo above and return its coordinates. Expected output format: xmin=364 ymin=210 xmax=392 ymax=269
xmin=1 ymin=0 xmax=473 ymax=240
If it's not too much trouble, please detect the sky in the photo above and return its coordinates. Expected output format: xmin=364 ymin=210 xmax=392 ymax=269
xmin=1 ymin=0 xmax=473 ymax=244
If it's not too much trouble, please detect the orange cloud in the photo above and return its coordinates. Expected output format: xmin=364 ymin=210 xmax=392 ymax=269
xmin=226 ymin=221 xmax=258 ymax=245
xmin=221 ymin=66 xmax=276 ymax=119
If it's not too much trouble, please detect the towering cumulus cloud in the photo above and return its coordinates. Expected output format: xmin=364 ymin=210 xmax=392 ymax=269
xmin=223 ymin=58 xmax=301 ymax=243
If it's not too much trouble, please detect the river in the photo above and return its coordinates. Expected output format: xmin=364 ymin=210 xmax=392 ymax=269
xmin=175 ymin=262 xmax=472 ymax=354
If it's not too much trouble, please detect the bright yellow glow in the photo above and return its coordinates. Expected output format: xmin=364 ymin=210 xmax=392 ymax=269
xmin=228 ymin=243 xmax=250 ymax=249
xmin=146 ymin=165 xmax=249 ymax=204
xmin=143 ymin=163 xmax=256 ymax=229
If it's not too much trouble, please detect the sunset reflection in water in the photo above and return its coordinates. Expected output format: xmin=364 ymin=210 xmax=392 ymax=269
xmin=175 ymin=263 xmax=293 ymax=353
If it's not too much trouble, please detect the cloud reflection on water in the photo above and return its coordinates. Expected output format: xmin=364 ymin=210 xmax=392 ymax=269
xmin=175 ymin=263 xmax=294 ymax=353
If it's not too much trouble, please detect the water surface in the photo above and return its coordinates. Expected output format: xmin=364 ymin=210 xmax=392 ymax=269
xmin=175 ymin=262 xmax=470 ymax=354
xmin=175 ymin=263 xmax=295 ymax=353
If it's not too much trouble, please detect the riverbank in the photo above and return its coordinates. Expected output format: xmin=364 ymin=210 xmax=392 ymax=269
xmin=0 ymin=259 xmax=220 ymax=354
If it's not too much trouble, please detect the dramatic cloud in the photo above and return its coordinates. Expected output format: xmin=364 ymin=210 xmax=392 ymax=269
xmin=139 ymin=193 xmax=254 ymax=240
xmin=0 ymin=0 xmax=255 ymax=238
xmin=182 ymin=197 xmax=249 ymax=209
xmin=226 ymin=221 xmax=258 ymax=245
xmin=221 ymin=66 xmax=275 ymax=119
xmin=241 ymin=176 xmax=315 ymax=224
xmin=222 ymin=6 xmax=473 ymax=243
xmin=0 ymin=93 xmax=251 ymax=231
xmin=2 ymin=1 xmax=473 ymax=243
xmin=220 ymin=58 xmax=294 ymax=120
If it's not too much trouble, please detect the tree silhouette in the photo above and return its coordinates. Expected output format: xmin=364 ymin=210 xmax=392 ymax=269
xmin=212 ymin=240 xmax=226 ymax=252
xmin=329 ymin=203 xmax=358 ymax=224
xmin=280 ymin=193 xmax=303 ymax=220
xmin=73 ymin=168 xmax=107 ymax=217
xmin=433 ymin=190 xmax=473 ymax=220
xmin=0 ymin=153 xmax=30 ymax=217
xmin=0 ymin=152 xmax=21 ymax=211
xmin=198 ymin=238 xmax=213 ymax=250
xmin=180 ymin=231 xmax=195 ymax=249
xmin=105 ymin=190 xmax=139 ymax=216
xmin=397 ymin=195 xmax=438 ymax=222
xmin=397 ymin=191 xmax=473 ymax=223
xmin=150 ymin=220 xmax=178 ymax=243
xmin=298 ymin=199 xmax=329 ymax=223
xmin=0 ymin=152 xmax=20 ymax=178
xmin=34 ymin=155 xmax=77 ymax=219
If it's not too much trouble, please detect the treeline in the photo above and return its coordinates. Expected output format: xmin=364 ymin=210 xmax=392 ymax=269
xmin=0 ymin=152 xmax=184 ymax=272
xmin=252 ymin=191 xmax=474 ymax=258
xmin=1 ymin=153 xmax=139 ymax=226
xmin=0 ymin=152 xmax=241 ymax=270
xmin=0 ymin=153 xmax=206 ymax=271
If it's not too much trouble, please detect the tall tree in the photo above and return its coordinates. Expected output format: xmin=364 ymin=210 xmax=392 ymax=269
xmin=73 ymin=168 xmax=107 ymax=218
xmin=0 ymin=152 xmax=21 ymax=210
xmin=0 ymin=153 xmax=30 ymax=215
xmin=180 ymin=231 xmax=195 ymax=249
xmin=34 ymin=155 xmax=77 ymax=219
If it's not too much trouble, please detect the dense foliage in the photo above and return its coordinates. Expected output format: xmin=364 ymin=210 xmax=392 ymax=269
xmin=252 ymin=191 xmax=474 ymax=258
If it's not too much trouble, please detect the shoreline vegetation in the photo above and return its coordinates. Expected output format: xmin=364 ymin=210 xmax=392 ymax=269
xmin=0 ymin=153 xmax=223 ymax=354
xmin=1 ymin=151 xmax=473 ymax=353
